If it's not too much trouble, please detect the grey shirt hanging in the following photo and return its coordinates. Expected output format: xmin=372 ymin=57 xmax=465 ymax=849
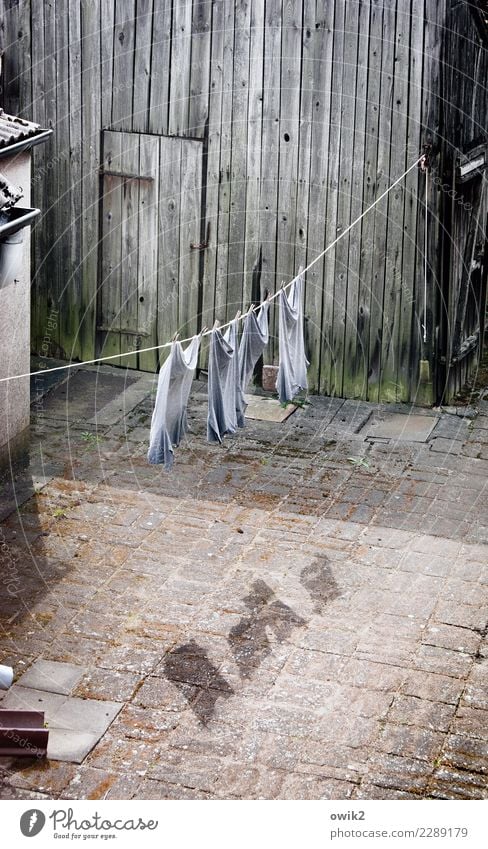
xmin=207 ymin=320 xmax=242 ymax=443
xmin=276 ymin=269 xmax=309 ymax=403
xmin=148 ymin=335 xmax=200 ymax=469
xmin=237 ymin=302 xmax=270 ymax=424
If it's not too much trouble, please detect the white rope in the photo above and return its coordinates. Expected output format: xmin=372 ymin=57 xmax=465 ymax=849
xmin=0 ymin=155 xmax=424 ymax=385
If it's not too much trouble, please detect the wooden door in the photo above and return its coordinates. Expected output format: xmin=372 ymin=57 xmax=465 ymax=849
xmin=98 ymin=130 xmax=203 ymax=371
xmin=441 ymin=152 xmax=488 ymax=399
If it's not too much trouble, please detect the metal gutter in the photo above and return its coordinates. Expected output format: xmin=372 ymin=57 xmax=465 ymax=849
xmin=0 ymin=206 xmax=41 ymax=238
xmin=0 ymin=128 xmax=53 ymax=160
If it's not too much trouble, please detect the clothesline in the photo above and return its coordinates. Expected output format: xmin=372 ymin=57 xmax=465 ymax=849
xmin=0 ymin=154 xmax=425 ymax=386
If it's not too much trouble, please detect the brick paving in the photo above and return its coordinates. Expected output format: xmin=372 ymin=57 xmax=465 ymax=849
xmin=0 ymin=367 xmax=487 ymax=799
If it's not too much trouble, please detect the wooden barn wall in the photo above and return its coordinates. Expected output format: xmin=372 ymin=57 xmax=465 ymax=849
xmin=440 ymin=1 xmax=488 ymax=401
xmin=0 ymin=0 xmax=454 ymax=402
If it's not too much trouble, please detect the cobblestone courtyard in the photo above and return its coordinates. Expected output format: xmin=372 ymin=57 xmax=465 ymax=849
xmin=0 ymin=366 xmax=487 ymax=799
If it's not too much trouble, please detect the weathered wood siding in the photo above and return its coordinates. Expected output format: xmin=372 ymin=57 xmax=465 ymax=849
xmin=1 ymin=0 xmax=485 ymax=402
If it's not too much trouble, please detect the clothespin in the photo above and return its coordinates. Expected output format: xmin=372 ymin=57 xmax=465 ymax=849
xmin=234 ymin=309 xmax=241 ymax=321
xmin=172 ymin=331 xmax=179 ymax=342
xmin=199 ymin=325 xmax=208 ymax=337
xmin=419 ymin=144 xmax=432 ymax=172
xmin=213 ymin=319 xmax=220 ymax=329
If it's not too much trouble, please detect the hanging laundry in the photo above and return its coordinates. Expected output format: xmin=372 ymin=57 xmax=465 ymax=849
xmin=148 ymin=335 xmax=201 ymax=469
xmin=207 ymin=319 xmax=242 ymax=443
xmin=237 ymin=301 xmax=270 ymax=425
xmin=276 ymin=268 xmax=309 ymax=403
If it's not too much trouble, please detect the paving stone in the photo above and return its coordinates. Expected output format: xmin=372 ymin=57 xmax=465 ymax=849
xmin=279 ymin=773 xmax=356 ymax=800
xmin=73 ymin=669 xmax=141 ymax=702
xmin=147 ymin=749 xmax=222 ymax=793
xmin=340 ymin=659 xmax=406 ymax=692
xmin=5 ymin=760 xmax=78 ymax=795
xmin=15 ymin=660 xmax=87 ymax=695
xmin=451 ymin=706 xmax=488 ymax=741
xmin=429 ymin=767 xmax=488 ymax=799
xmin=363 ymin=414 xmax=438 ymax=442
xmin=52 ymin=696 xmax=123 ymax=735
xmin=388 ymin=695 xmax=456 ymax=732
xmin=86 ymin=736 xmax=162 ymax=774
xmin=413 ymin=644 xmax=473 ymax=679
xmin=401 ymin=670 xmax=464 ymax=705
xmin=63 ymin=767 xmax=126 ymax=800
xmin=422 ymin=623 xmax=481 ymax=655
xmin=47 ymin=730 xmax=101 ymax=764
xmin=365 ymin=753 xmax=431 ymax=793
xmin=376 ymin=724 xmax=446 ymax=762
xmin=136 ymin=778 xmax=216 ymax=799
xmin=354 ymin=783 xmax=420 ymax=799
xmin=441 ymin=734 xmax=488 ymax=775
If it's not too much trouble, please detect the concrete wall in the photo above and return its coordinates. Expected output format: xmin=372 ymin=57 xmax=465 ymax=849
xmin=0 ymin=151 xmax=31 ymax=475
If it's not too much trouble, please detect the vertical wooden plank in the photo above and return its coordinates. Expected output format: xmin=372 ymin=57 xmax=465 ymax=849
xmin=276 ymin=0 xmax=302 ymax=283
xmin=214 ymin=0 xmax=236 ymax=319
xmin=356 ymin=0 xmax=383 ymax=401
xmin=329 ymin=0 xmax=359 ymax=397
xmin=68 ymin=1 xmax=83 ymax=361
xmin=201 ymin=0 xmax=225 ymax=335
xmin=342 ymin=0 xmax=371 ymax=400
xmin=56 ymin=1 xmax=74 ymax=359
xmin=304 ymin=1 xmax=335 ymax=391
xmin=112 ymin=0 xmax=136 ymax=130
xmin=259 ymin=0 xmax=281 ymax=358
xmin=138 ymin=134 xmax=160 ymax=371
xmin=413 ymin=0 xmax=444 ymax=405
xmin=243 ymin=0 xmax=265 ymax=310
xmin=189 ymin=0 xmax=212 ymax=137
xmin=227 ymin=0 xmax=251 ymax=318
xmin=42 ymin=0 xmax=59 ymax=354
xmin=294 ymin=0 xmax=314 ymax=277
xmin=168 ymin=0 xmax=192 ymax=135
xmin=99 ymin=131 xmax=123 ymax=364
xmin=148 ymin=0 xmax=172 ymax=134
xmin=366 ymin=0 xmax=395 ymax=402
xmin=379 ymin=0 xmax=411 ymax=401
xmin=133 ymin=0 xmax=154 ymax=132
xmin=157 ymin=136 xmax=181 ymax=352
xmin=321 ymin=0 xmax=345 ymax=394
xmin=100 ymin=0 xmax=114 ymax=128
xmin=398 ymin=0 xmax=423 ymax=401
xmin=30 ymin=0 xmax=47 ymax=354
xmin=119 ymin=132 xmax=140 ymax=368
xmin=81 ymin=0 xmax=101 ymax=360
xmin=17 ymin=1 xmax=32 ymax=118
xmin=2 ymin=2 xmax=20 ymax=113
xmin=178 ymin=139 xmax=202 ymax=337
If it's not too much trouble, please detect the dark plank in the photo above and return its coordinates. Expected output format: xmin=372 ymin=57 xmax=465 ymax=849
xmin=81 ymin=0 xmax=102 ymax=360
xmin=133 ymin=0 xmax=154 ymax=133
xmin=157 ymin=136 xmax=181 ymax=353
xmin=138 ymin=133 xmax=160 ymax=371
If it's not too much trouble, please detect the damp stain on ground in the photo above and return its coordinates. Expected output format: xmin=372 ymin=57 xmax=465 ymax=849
xmin=162 ymin=639 xmax=234 ymax=725
xmin=300 ymin=556 xmax=342 ymax=613
xmin=228 ymin=579 xmax=306 ymax=678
